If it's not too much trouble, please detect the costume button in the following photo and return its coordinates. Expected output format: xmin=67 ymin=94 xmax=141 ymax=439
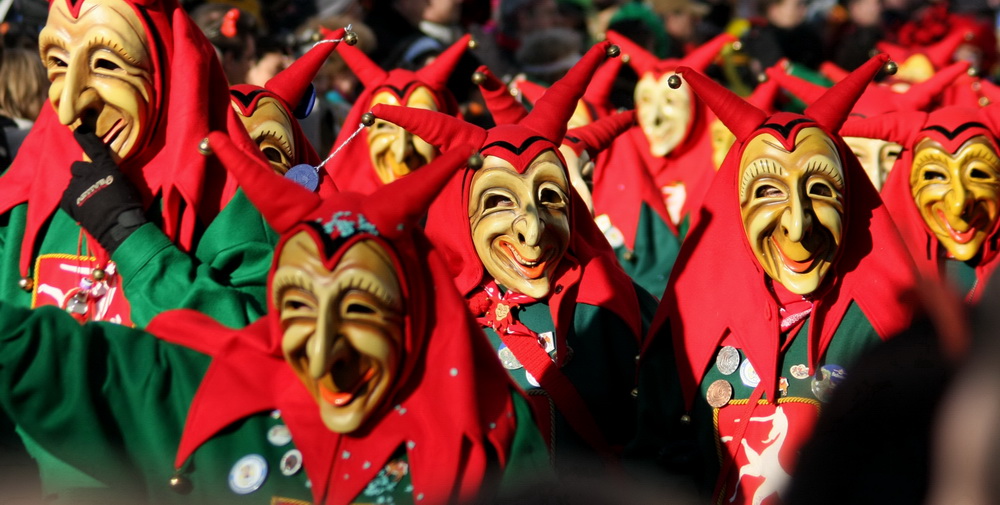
xmin=267 ymin=425 xmax=292 ymax=446
xmin=280 ymin=449 xmax=303 ymax=476
xmin=229 ymin=454 xmax=267 ymax=495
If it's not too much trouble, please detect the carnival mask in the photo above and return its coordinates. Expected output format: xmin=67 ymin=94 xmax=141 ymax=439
xmin=469 ymin=150 xmax=572 ymax=298
xmin=740 ymin=127 xmax=845 ymax=295
xmin=844 ymin=136 xmax=902 ymax=191
xmin=910 ymin=136 xmax=1000 ymax=261
xmin=710 ymin=118 xmax=736 ymax=170
xmin=895 ymin=54 xmax=935 ymax=84
xmin=635 ymin=73 xmax=693 ymax=157
xmin=40 ymin=0 xmax=154 ymax=163
xmin=567 ymin=100 xmax=593 ymax=130
xmin=276 ymin=232 xmax=404 ymax=433
xmin=367 ymin=87 xmax=438 ymax=184
xmin=558 ymin=144 xmax=595 ymax=214
xmin=233 ymin=97 xmax=296 ymax=174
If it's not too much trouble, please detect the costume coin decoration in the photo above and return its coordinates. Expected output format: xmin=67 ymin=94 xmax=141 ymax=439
xmin=497 ymin=344 xmax=522 ymax=370
xmin=228 ymin=454 xmax=268 ymax=494
xmin=790 ymin=364 xmax=810 ymax=380
xmin=811 ymin=364 xmax=846 ymax=402
xmin=280 ymin=449 xmax=303 ymax=476
xmin=267 ymin=424 xmax=292 ymax=446
xmin=285 ymin=164 xmax=320 ymax=192
xmin=706 ymin=379 xmax=733 ymax=408
xmin=715 ymin=346 xmax=740 ymax=375
xmin=739 ymin=359 xmax=761 ymax=388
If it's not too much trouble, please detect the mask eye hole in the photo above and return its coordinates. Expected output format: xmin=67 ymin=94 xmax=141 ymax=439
xmin=969 ymin=168 xmax=991 ymax=180
xmin=539 ymin=187 xmax=565 ymax=206
xmin=922 ymin=169 xmax=947 ymax=181
xmin=345 ymin=302 xmax=376 ymax=315
xmin=95 ymin=58 xmax=121 ymax=71
xmin=755 ymin=184 xmax=784 ymax=199
xmin=808 ymin=182 xmax=833 ymax=198
xmin=262 ymin=146 xmax=284 ymax=163
xmin=484 ymin=194 xmax=514 ymax=210
xmin=48 ymin=56 xmax=67 ymax=68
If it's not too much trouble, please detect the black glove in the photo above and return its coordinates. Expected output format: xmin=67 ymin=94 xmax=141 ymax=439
xmin=60 ymin=126 xmax=147 ymax=254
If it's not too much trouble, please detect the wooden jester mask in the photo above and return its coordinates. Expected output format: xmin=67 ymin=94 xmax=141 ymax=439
xmin=40 ymin=0 xmax=155 ymax=163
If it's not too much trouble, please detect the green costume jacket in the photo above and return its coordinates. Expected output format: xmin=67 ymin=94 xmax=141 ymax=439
xmin=0 ymin=304 xmax=548 ymax=504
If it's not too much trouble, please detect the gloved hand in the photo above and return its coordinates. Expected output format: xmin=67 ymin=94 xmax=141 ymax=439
xmin=60 ymin=126 xmax=147 ymax=254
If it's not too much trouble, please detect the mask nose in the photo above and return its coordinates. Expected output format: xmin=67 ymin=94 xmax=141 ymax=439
xmin=56 ymin=54 xmax=102 ymax=127
xmin=307 ymin=309 xmax=339 ymax=380
xmin=945 ymin=179 xmax=973 ymax=219
xmin=391 ymin=128 xmax=413 ymax=163
xmin=781 ymin=191 xmax=813 ymax=243
xmin=512 ymin=206 xmax=543 ymax=247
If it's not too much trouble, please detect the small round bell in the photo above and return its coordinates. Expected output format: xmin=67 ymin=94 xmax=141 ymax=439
xmin=91 ymin=268 xmax=106 ymax=281
xmin=310 ymin=30 xmax=322 ymax=43
xmin=169 ymin=474 xmax=192 ymax=494
xmin=606 ymin=44 xmax=620 ymax=58
xmin=631 ymin=387 xmax=639 ymax=398
xmin=361 ymin=112 xmax=376 ymax=127
xmin=471 ymin=71 xmax=487 ymax=86
xmin=756 ymin=73 xmax=768 ymax=83
xmin=883 ymin=60 xmax=898 ymax=76
xmin=18 ymin=276 xmax=33 ymax=292
xmin=968 ymin=66 xmax=980 ymax=78
xmin=731 ymin=40 xmax=743 ymax=51
xmin=468 ymin=38 xmax=478 ymax=50
xmin=467 ymin=153 xmax=484 ymax=170
xmin=344 ymin=31 xmax=359 ymax=46
xmin=667 ymin=74 xmax=682 ymax=89
xmin=197 ymin=138 xmax=211 ymax=156
xmin=680 ymin=414 xmax=691 ymax=425
xmin=621 ymin=54 xmax=631 ymax=64
xmin=979 ymin=96 xmax=990 ymax=107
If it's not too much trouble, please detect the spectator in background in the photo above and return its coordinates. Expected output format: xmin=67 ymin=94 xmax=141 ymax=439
xmin=191 ymin=3 xmax=258 ymax=84
xmin=515 ymin=27 xmax=583 ymax=84
xmin=826 ymin=0 xmax=884 ymax=70
xmin=246 ymin=34 xmax=294 ymax=87
xmin=0 ymin=47 xmax=48 ymax=159
xmin=652 ymin=0 xmax=712 ymax=57
xmin=742 ymin=0 xmax=824 ymax=75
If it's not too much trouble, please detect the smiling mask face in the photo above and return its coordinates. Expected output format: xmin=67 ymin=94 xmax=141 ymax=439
xmin=740 ymin=127 xmax=846 ymax=295
xmin=39 ymin=0 xmax=155 ymax=163
xmin=367 ymin=86 xmax=438 ymax=184
xmin=275 ymin=232 xmax=404 ymax=433
xmin=468 ymin=150 xmax=571 ymax=298
xmin=635 ymin=73 xmax=693 ymax=157
xmin=910 ymin=136 xmax=1000 ymax=261
xmin=234 ymin=96 xmax=297 ymax=174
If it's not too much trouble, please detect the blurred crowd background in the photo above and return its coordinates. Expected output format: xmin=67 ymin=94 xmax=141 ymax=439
xmin=0 ymin=0 xmax=995 ymax=164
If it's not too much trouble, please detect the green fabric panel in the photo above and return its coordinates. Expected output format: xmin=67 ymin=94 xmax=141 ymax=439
xmin=944 ymin=258 xmax=978 ymax=298
xmin=687 ymin=302 xmax=882 ymax=491
xmin=114 ymin=190 xmax=278 ymax=328
xmin=615 ymin=203 xmax=681 ymax=299
xmin=497 ymin=392 xmax=556 ymax=496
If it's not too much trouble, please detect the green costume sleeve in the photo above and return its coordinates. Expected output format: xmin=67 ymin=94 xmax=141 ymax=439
xmin=0 ymin=303 xmax=209 ymax=502
xmin=113 ymin=191 xmax=279 ymax=328
xmin=499 ymin=391 xmax=555 ymax=496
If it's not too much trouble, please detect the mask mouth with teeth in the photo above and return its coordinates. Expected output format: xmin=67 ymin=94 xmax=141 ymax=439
xmin=275 ymin=231 xmax=405 ymax=434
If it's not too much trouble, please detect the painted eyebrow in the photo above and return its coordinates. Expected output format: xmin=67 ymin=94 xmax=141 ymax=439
xmin=741 ymin=158 xmax=785 ymax=192
xmin=256 ymin=128 xmax=293 ymax=155
xmin=804 ymin=159 xmax=844 ymax=187
xmin=962 ymin=144 xmax=1000 ymax=165
xmin=271 ymin=268 xmax=316 ymax=306
xmin=331 ymin=269 xmax=401 ymax=311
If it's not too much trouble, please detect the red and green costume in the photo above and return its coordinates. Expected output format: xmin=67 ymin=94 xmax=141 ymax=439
xmin=0 ymin=134 xmax=548 ymax=504
xmin=643 ymin=55 xmax=919 ymax=503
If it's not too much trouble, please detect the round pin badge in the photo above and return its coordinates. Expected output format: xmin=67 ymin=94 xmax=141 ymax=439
xmin=715 ymin=346 xmax=740 ymax=375
xmin=280 ymin=449 xmax=303 ymax=476
xmin=739 ymin=359 xmax=760 ymax=388
xmin=267 ymin=424 xmax=292 ymax=447
xmin=497 ymin=344 xmax=522 ymax=370
xmin=811 ymin=364 xmax=846 ymax=403
xmin=229 ymin=454 xmax=268 ymax=495
xmin=789 ymin=364 xmax=810 ymax=380
xmin=705 ymin=379 xmax=733 ymax=408
xmin=285 ymin=164 xmax=319 ymax=192
xmin=525 ymin=370 xmax=540 ymax=388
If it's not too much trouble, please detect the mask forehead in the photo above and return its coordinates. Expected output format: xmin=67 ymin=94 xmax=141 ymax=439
xmin=467 ymin=150 xmax=571 ymax=298
xmin=366 ymin=86 xmax=438 ymax=184
xmin=40 ymin=0 xmax=155 ymax=162
xmin=635 ymin=73 xmax=693 ymax=157
xmin=910 ymin=136 xmax=1000 ymax=261
xmin=739 ymin=127 xmax=845 ymax=294
xmin=481 ymin=125 xmax=565 ymax=172
xmin=233 ymin=96 xmax=296 ymax=175
xmin=275 ymin=231 xmax=404 ymax=434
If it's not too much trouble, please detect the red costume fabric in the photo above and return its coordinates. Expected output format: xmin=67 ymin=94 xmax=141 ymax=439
xmin=230 ymin=29 xmax=346 ymax=198
xmin=0 ymin=0 xmax=260 ymax=278
xmin=652 ymin=54 xmax=918 ymax=411
xmin=599 ymin=31 xmax=735 ymax=234
xmin=327 ymin=34 xmax=469 ymax=194
xmin=842 ymin=105 xmax=1000 ymax=301
xmin=147 ymin=133 xmax=524 ymax=505
xmin=511 ymin=54 xmax=623 ymax=122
